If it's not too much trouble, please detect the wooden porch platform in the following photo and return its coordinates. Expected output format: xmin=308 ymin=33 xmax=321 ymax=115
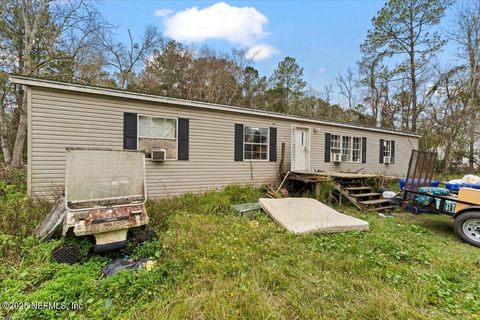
xmin=287 ymin=170 xmax=400 ymax=211
xmin=290 ymin=170 xmax=398 ymax=180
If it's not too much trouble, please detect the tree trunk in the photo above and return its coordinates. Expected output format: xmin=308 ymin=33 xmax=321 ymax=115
xmin=0 ymin=109 xmax=12 ymax=164
xmin=11 ymin=92 xmax=27 ymax=168
xmin=467 ymin=28 xmax=478 ymax=171
xmin=444 ymin=144 xmax=451 ymax=172
xmin=10 ymin=0 xmax=40 ymax=167
xmin=469 ymin=132 xmax=475 ymax=171
xmin=409 ymin=51 xmax=418 ymax=132
xmin=369 ymin=64 xmax=378 ymax=126
xmin=0 ymin=140 xmax=11 ymax=164
xmin=0 ymin=91 xmax=12 ymax=164
xmin=11 ymin=112 xmax=27 ymax=168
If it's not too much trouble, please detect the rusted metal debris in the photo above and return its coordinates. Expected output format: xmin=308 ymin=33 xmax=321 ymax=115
xmin=65 ymin=205 xmax=148 ymax=237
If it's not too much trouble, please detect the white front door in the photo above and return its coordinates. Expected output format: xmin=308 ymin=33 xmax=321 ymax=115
xmin=292 ymin=127 xmax=309 ymax=171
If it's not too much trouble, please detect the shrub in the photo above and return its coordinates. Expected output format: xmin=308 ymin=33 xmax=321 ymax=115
xmin=0 ymin=168 xmax=51 ymax=239
xmin=0 ymin=165 xmax=27 ymax=192
xmin=316 ymin=178 xmax=335 ymax=203
xmin=0 ymin=192 xmax=51 ymax=238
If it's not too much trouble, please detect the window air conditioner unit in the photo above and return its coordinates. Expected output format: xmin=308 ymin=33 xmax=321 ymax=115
xmin=384 ymin=156 xmax=391 ymax=164
xmin=332 ymin=153 xmax=342 ymax=163
xmin=341 ymin=154 xmax=348 ymax=162
xmin=151 ymin=148 xmax=166 ymax=161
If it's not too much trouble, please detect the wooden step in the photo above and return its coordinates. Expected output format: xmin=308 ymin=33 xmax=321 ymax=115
xmin=350 ymin=192 xmax=381 ymax=198
xmin=359 ymin=199 xmax=391 ymax=205
xmin=371 ymin=205 xmax=397 ymax=211
xmin=339 ymin=180 xmax=362 ymax=185
xmin=340 ymin=183 xmax=363 ymax=188
xmin=345 ymin=186 xmax=371 ymax=191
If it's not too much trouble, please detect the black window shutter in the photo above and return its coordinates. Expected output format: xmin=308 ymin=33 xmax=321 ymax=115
xmin=123 ymin=112 xmax=137 ymax=150
xmin=178 ymin=118 xmax=189 ymax=160
xmin=391 ymin=140 xmax=395 ymax=164
xmin=324 ymin=133 xmax=331 ymax=162
xmin=269 ymin=127 xmax=277 ymax=162
xmin=379 ymin=139 xmax=385 ymax=163
xmin=362 ymin=137 xmax=367 ymax=163
xmin=234 ymin=124 xmax=244 ymax=161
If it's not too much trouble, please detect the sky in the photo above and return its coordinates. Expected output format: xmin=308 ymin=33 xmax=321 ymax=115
xmin=97 ymin=0 xmax=460 ymax=102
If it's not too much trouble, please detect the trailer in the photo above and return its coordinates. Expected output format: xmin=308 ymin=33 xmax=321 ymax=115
xmin=402 ymin=151 xmax=480 ymax=247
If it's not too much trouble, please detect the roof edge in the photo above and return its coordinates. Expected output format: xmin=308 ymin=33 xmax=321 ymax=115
xmin=10 ymin=75 xmax=421 ymax=138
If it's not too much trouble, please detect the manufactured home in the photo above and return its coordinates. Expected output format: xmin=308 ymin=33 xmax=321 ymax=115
xmin=11 ymin=76 xmax=420 ymax=199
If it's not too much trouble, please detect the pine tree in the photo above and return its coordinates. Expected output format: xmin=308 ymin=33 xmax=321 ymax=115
xmin=268 ymin=57 xmax=306 ymax=113
xmin=361 ymin=0 xmax=451 ymax=132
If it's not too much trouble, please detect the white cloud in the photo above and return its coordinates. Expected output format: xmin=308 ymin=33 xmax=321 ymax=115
xmin=245 ymin=44 xmax=278 ymax=61
xmin=318 ymin=67 xmax=326 ymax=74
xmin=154 ymin=9 xmax=173 ymax=17
xmin=161 ymin=2 xmax=268 ymax=46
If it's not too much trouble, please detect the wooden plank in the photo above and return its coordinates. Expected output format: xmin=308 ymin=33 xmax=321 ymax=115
xmin=359 ymin=199 xmax=391 ymax=205
xmin=339 ymin=181 xmax=362 ymax=185
xmin=291 ymin=170 xmax=399 ymax=180
xmin=333 ymin=183 xmax=363 ymax=210
xmin=279 ymin=142 xmax=285 ymax=177
xmin=276 ymin=171 xmax=290 ymax=193
xmin=371 ymin=205 xmax=397 ymax=211
xmin=345 ymin=187 xmax=371 ymax=191
xmin=350 ymin=193 xmax=381 ymax=198
xmin=287 ymin=173 xmax=327 ymax=183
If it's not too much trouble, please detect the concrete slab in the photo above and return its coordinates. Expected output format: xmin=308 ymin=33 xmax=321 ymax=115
xmin=259 ymin=198 xmax=369 ymax=234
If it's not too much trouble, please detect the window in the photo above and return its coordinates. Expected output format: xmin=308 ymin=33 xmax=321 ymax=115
xmin=139 ymin=115 xmax=177 ymax=139
xmin=384 ymin=140 xmax=392 ymax=158
xmin=352 ymin=137 xmax=362 ymax=162
xmin=331 ymin=134 xmax=341 ymax=154
xmin=244 ymin=126 xmax=269 ymax=160
xmin=331 ymin=134 xmax=362 ymax=163
xmin=342 ymin=136 xmax=352 ymax=162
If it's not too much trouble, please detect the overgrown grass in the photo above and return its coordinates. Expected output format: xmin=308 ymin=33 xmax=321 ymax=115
xmin=0 ymin=168 xmax=52 ymax=262
xmin=1 ymin=183 xmax=480 ymax=319
xmin=0 ymin=190 xmax=52 ymax=237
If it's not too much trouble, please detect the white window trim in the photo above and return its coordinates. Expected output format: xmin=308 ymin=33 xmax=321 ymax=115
xmin=243 ymin=125 xmax=270 ymax=161
xmin=137 ymin=114 xmax=179 ymax=161
xmin=331 ymin=134 xmax=363 ymax=163
xmin=384 ymin=140 xmax=392 ymax=158
xmin=341 ymin=136 xmax=352 ymax=162
xmin=331 ymin=134 xmax=341 ymax=154
xmin=352 ymin=137 xmax=363 ymax=163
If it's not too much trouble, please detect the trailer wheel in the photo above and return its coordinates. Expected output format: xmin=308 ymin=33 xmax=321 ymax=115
xmin=454 ymin=211 xmax=480 ymax=247
xmin=52 ymin=245 xmax=79 ymax=264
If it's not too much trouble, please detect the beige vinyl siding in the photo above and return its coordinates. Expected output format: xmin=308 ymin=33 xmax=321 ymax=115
xmin=29 ymin=87 xmax=418 ymax=199
xmin=308 ymin=128 xmax=418 ymax=174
